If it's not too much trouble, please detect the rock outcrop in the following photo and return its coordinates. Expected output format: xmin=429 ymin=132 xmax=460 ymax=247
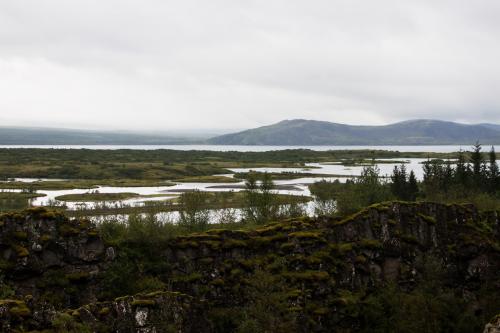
xmin=0 ymin=207 xmax=112 ymax=308
xmin=0 ymin=202 xmax=499 ymax=332
xmin=484 ymin=314 xmax=500 ymax=333
xmin=0 ymin=290 xmax=207 ymax=332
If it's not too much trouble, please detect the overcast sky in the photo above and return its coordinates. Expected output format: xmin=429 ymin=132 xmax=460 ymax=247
xmin=0 ymin=0 xmax=499 ymax=131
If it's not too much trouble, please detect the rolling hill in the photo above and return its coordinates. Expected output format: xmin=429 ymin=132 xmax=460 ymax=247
xmin=0 ymin=127 xmax=201 ymax=145
xmin=208 ymin=119 xmax=500 ymax=145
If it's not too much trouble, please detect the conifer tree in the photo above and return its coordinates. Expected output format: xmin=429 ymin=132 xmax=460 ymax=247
xmin=408 ymin=170 xmax=419 ymax=201
xmin=488 ymin=146 xmax=499 ymax=193
xmin=470 ymin=142 xmax=485 ymax=189
xmin=455 ymin=150 xmax=467 ymax=187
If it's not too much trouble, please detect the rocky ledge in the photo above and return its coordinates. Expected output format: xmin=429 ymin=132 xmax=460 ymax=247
xmin=0 ymin=202 xmax=499 ymax=332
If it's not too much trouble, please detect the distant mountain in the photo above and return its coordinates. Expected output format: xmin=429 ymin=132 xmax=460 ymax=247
xmin=208 ymin=119 xmax=500 ymax=145
xmin=478 ymin=123 xmax=500 ymax=132
xmin=0 ymin=127 xmax=202 ymax=145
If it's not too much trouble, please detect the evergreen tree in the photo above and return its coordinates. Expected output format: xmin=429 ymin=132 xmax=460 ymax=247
xmin=455 ymin=150 xmax=467 ymax=187
xmin=442 ymin=161 xmax=453 ymax=193
xmin=390 ymin=165 xmax=404 ymax=199
xmin=488 ymin=146 xmax=499 ymax=193
xmin=422 ymin=159 xmax=432 ymax=184
xmin=470 ymin=142 xmax=485 ymax=189
xmin=408 ymin=171 xmax=419 ymax=201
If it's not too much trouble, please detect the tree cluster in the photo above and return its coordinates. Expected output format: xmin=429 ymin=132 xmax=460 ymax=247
xmin=390 ymin=165 xmax=419 ymax=201
xmin=422 ymin=144 xmax=499 ymax=198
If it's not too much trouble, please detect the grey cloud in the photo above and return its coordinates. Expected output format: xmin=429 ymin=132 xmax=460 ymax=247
xmin=0 ymin=0 xmax=499 ymax=130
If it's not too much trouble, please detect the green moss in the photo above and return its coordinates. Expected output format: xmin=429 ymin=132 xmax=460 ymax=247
xmin=176 ymin=240 xmax=199 ymax=248
xmin=284 ymin=270 xmax=330 ymax=282
xmin=42 ymin=211 xmax=60 ymax=219
xmin=0 ymin=258 xmax=14 ymax=270
xmin=210 ymin=278 xmax=225 ymax=286
xmin=188 ymin=234 xmax=221 ymax=241
xmin=0 ymin=300 xmax=31 ymax=318
xmin=65 ymin=272 xmax=90 ymax=282
xmin=400 ymin=234 xmax=419 ymax=244
xmin=288 ymin=231 xmax=324 ymax=240
xmin=230 ymin=268 xmax=244 ymax=278
xmin=131 ymin=299 xmax=156 ymax=307
xmin=280 ymin=242 xmax=295 ymax=252
xmin=222 ymin=239 xmax=247 ymax=249
xmin=418 ymin=213 xmax=437 ymax=225
xmin=331 ymin=242 xmax=353 ymax=254
xmin=313 ymin=307 xmax=330 ymax=315
xmin=200 ymin=240 xmax=221 ymax=250
xmin=355 ymin=255 xmax=367 ymax=264
xmin=13 ymin=231 xmax=28 ymax=240
xmin=250 ymin=233 xmax=287 ymax=248
xmin=387 ymin=219 xmax=397 ymax=225
xmin=98 ymin=307 xmax=110 ymax=316
xmin=198 ymin=257 xmax=214 ymax=264
xmin=9 ymin=304 xmax=31 ymax=317
xmin=290 ymin=254 xmax=322 ymax=266
xmin=12 ymin=244 xmax=29 ymax=257
xmin=286 ymin=289 xmax=302 ymax=298
xmin=255 ymin=224 xmax=282 ymax=235
xmin=358 ymin=239 xmax=383 ymax=250
xmin=173 ymin=272 xmax=203 ymax=283
xmin=59 ymin=223 xmax=80 ymax=236
xmin=39 ymin=234 xmax=52 ymax=243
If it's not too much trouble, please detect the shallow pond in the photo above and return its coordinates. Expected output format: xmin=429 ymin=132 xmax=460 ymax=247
xmin=3 ymin=158 xmax=449 ymax=210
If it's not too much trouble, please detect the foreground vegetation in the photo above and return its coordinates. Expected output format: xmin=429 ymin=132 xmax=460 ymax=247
xmin=1 ymin=201 xmax=498 ymax=332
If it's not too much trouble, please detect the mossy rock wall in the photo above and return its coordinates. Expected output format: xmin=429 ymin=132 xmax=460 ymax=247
xmin=0 ymin=207 xmax=114 ymax=308
xmin=0 ymin=203 xmax=499 ymax=332
xmin=0 ymin=291 xmax=208 ymax=333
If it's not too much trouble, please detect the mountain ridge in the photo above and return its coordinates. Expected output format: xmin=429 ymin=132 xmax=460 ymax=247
xmin=208 ymin=119 xmax=500 ymax=145
xmin=0 ymin=127 xmax=203 ymax=145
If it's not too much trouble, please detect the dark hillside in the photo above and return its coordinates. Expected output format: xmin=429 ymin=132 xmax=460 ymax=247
xmin=208 ymin=119 xmax=500 ymax=145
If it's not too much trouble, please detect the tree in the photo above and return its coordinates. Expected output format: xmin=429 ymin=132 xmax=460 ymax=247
xmin=488 ymin=146 xmax=499 ymax=193
xmin=338 ymin=165 xmax=392 ymax=214
xmin=310 ymin=179 xmax=339 ymax=216
xmin=408 ymin=171 xmax=419 ymax=201
xmin=390 ymin=165 xmax=406 ymax=200
xmin=178 ymin=190 xmax=211 ymax=232
xmin=243 ymin=172 xmax=277 ymax=224
xmin=470 ymin=142 xmax=486 ymax=190
xmin=454 ymin=150 xmax=468 ymax=188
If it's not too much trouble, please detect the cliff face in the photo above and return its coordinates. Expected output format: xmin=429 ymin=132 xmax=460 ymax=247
xmin=164 ymin=202 xmax=500 ymax=331
xmin=0 ymin=202 xmax=499 ymax=332
xmin=0 ymin=208 xmax=112 ymax=308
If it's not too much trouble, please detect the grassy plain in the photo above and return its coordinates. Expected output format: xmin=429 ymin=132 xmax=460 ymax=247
xmin=0 ymin=148 xmax=470 ymax=190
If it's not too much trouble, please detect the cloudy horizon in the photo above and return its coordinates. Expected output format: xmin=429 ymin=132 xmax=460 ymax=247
xmin=1 ymin=0 xmax=499 ymax=131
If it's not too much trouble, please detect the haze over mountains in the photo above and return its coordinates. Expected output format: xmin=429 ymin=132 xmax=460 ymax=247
xmin=0 ymin=127 xmax=201 ymax=145
xmin=2 ymin=119 xmax=500 ymax=145
xmin=208 ymin=119 xmax=500 ymax=145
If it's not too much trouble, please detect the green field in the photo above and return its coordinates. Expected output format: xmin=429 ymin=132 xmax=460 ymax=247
xmin=0 ymin=148 xmax=468 ymax=183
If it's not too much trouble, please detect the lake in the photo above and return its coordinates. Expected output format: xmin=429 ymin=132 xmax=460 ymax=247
xmin=3 ymin=159 xmax=431 ymax=209
xmin=1 ymin=144 xmax=498 ymax=152
xmin=1 ymin=145 xmax=497 ymax=223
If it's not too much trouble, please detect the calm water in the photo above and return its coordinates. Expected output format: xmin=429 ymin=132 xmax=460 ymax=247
xmin=2 ymin=145 xmax=498 ymax=222
xmin=1 ymin=144 xmax=498 ymax=152
xmin=3 ymin=159 xmax=432 ymax=209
